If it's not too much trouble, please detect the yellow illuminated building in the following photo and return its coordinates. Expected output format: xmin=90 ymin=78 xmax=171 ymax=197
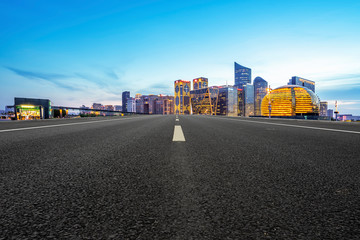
xmin=193 ymin=77 xmax=208 ymax=90
xmin=261 ymin=85 xmax=320 ymax=117
xmin=190 ymin=87 xmax=219 ymax=115
xmin=174 ymin=80 xmax=191 ymax=114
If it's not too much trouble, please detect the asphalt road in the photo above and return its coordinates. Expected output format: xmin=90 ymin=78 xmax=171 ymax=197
xmin=0 ymin=115 xmax=359 ymax=239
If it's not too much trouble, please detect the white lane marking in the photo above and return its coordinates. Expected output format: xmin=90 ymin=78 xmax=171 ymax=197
xmin=172 ymin=125 xmax=185 ymax=141
xmin=176 ymin=119 xmax=179 ymax=122
xmin=216 ymin=117 xmax=360 ymax=135
xmin=0 ymin=117 xmax=142 ymax=133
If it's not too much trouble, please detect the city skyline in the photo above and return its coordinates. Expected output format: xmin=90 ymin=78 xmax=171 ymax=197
xmin=1 ymin=0 xmax=360 ymax=115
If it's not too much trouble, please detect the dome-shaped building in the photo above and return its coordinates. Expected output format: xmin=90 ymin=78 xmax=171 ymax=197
xmin=261 ymin=85 xmax=320 ymax=117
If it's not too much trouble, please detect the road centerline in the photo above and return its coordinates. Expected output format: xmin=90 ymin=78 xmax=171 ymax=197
xmin=172 ymin=125 xmax=185 ymax=141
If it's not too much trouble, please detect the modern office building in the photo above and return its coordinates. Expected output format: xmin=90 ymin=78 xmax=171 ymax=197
xmin=174 ymin=80 xmax=191 ymax=115
xmin=190 ymin=86 xmax=219 ymax=115
xmin=288 ymin=76 xmax=315 ymax=92
xmin=13 ymin=97 xmax=52 ymax=120
xmin=193 ymin=77 xmax=208 ymax=90
xmin=127 ymin=98 xmax=136 ymax=113
xmin=237 ymin=88 xmax=244 ymax=116
xmin=158 ymin=95 xmax=174 ymax=115
xmin=122 ymin=91 xmax=130 ymax=113
xmin=253 ymin=77 xmax=268 ymax=116
xmin=261 ymin=85 xmax=320 ymax=117
xmin=243 ymin=84 xmax=254 ymax=117
xmin=320 ymin=101 xmax=328 ymax=116
xmin=234 ymin=62 xmax=251 ymax=88
xmin=327 ymin=109 xmax=334 ymax=119
xmin=216 ymin=86 xmax=238 ymax=116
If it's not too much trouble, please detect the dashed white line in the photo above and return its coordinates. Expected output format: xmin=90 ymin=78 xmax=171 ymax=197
xmin=172 ymin=125 xmax=186 ymax=141
xmin=176 ymin=119 xmax=179 ymax=122
xmin=0 ymin=117 xmax=140 ymax=133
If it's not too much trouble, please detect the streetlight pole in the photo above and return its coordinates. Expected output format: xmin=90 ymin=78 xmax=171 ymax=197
xmin=268 ymin=86 xmax=271 ymax=119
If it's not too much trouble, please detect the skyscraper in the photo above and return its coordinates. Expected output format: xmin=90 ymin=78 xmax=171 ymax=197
xmin=234 ymin=62 xmax=251 ymax=88
xmin=122 ymin=91 xmax=130 ymax=112
xmin=253 ymin=77 xmax=268 ymax=116
xmin=288 ymin=76 xmax=315 ymax=92
xmin=174 ymin=80 xmax=191 ymax=115
xmin=127 ymin=97 xmax=136 ymax=113
xmin=320 ymin=101 xmax=328 ymax=116
xmin=193 ymin=77 xmax=208 ymax=90
xmin=243 ymin=84 xmax=254 ymax=117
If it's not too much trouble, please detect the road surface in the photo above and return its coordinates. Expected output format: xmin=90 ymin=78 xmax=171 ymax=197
xmin=1 ymin=115 xmax=359 ymax=239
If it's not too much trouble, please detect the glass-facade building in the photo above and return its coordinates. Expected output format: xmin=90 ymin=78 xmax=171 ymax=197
xmin=234 ymin=62 xmax=251 ymax=88
xmin=320 ymin=101 xmax=328 ymax=117
xmin=253 ymin=77 xmax=268 ymax=116
xmin=243 ymin=84 xmax=254 ymax=117
xmin=261 ymin=85 xmax=320 ymax=117
xmin=237 ymin=88 xmax=244 ymax=116
xmin=174 ymin=80 xmax=191 ymax=115
xmin=193 ymin=77 xmax=208 ymax=90
xmin=190 ymin=85 xmax=238 ymax=116
xmin=288 ymin=76 xmax=315 ymax=92
xmin=122 ymin=91 xmax=130 ymax=112
xmin=216 ymin=86 xmax=238 ymax=116
xmin=190 ymin=87 xmax=219 ymax=115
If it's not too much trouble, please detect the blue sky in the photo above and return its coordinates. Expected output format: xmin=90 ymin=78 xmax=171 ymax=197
xmin=1 ymin=0 xmax=360 ymax=114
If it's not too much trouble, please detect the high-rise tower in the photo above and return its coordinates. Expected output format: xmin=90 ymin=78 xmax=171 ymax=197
xmin=174 ymin=80 xmax=191 ymax=115
xmin=253 ymin=77 xmax=268 ymax=116
xmin=122 ymin=91 xmax=130 ymax=112
xmin=234 ymin=62 xmax=251 ymax=88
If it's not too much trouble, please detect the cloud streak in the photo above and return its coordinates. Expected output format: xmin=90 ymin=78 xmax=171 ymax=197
xmin=5 ymin=66 xmax=80 ymax=91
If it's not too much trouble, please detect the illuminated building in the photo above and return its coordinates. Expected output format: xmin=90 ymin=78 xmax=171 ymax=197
xmin=174 ymin=80 xmax=191 ymax=115
xmin=243 ymin=84 xmax=254 ymax=117
xmin=135 ymin=94 xmax=174 ymax=114
xmin=127 ymin=98 xmax=136 ymax=113
xmin=14 ymin=97 xmax=52 ymax=120
xmin=92 ymin=103 xmax=102 ymax=110
xmin=104 ymin=105 xmax=114 ymax=111
xmin=320 ymin=101 xmax=328 ymax=116
xmin=234 ymin=62 xmax=251 ymax=88
xmin=216 ymin=86 xmax=238 ymax=116
xmin=261 ymin=85 xmax=320 ymax=117
xmin=253 ymin=77 xmax=268 ymax=116
xmin=338 ymin=114 xmax=360 ymax=121
xmin=193 ymin=77 xmax=208 ymax=90
xmin=122 ymin=91 xmax=130 ymax=112
xmin=156 ymin=95 xmax=174 ymax=115
xmin=288 ymin=76 xmax=315 ymax=92
xmin=190 ymin=87 xmax=219 ymax=115
xmin=237 ymin=88 xmax=244 ymax=116
xmin=327 ymin=109 xmax=333 ymax=118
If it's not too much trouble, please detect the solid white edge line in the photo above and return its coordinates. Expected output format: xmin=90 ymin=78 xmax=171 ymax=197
xmin=214 ymin=117 xmax=360 ymax=134
xmin=172 ymin=125 xmax=185 ymax=141
xmin=0 ymin=116 xmax=144 ymax=133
